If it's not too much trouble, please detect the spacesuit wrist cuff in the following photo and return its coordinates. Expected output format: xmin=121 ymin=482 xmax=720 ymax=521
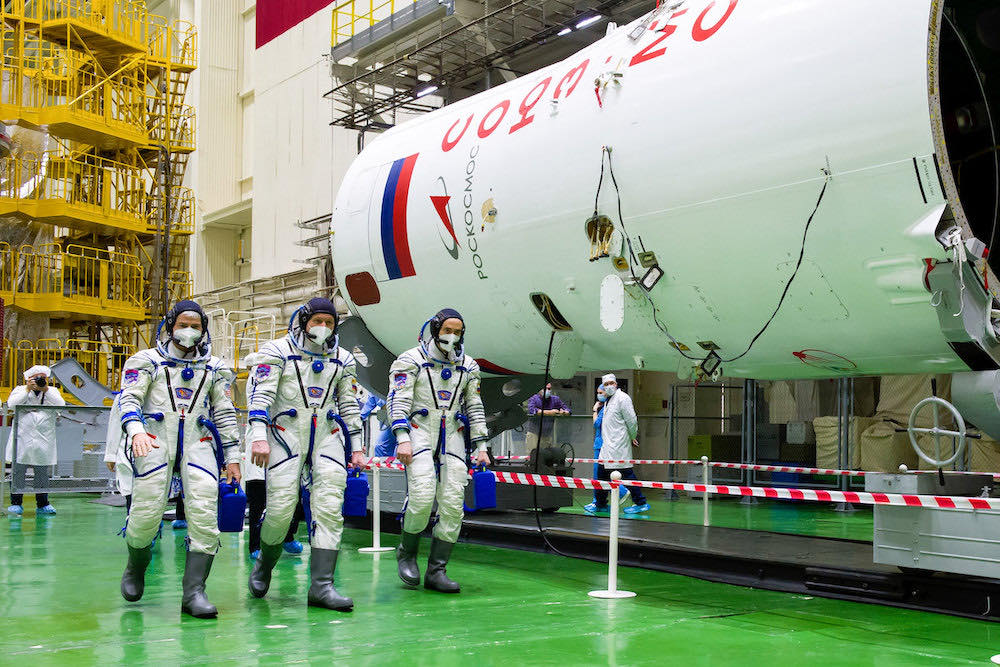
xmin=394 ymin=428 xmax=411 ymax=445
xmin=249 ymin=422 xmax=268 ymax=443
xmin=124 ymin=420 xmax=146 ymax=440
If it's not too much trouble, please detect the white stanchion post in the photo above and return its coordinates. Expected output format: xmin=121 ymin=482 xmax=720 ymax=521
xmin=589 ymin=471 xmax=636 ymax=599
xmin=359 ymin=463 xmax=394 ymax=554
xmin=702 ymin=455 xmax=710 ymax=527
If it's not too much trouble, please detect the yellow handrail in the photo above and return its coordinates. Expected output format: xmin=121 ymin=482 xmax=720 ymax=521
xmin=147 ymin=18 xmax=198 ymax=69
xmin=146 ymin=102 xmax=196 ymax=150
xmin=0 ymin=150 xmax=147 ymax=225
xmin=146 ymin=186 xmax=195 ymax=234
xmin=1 ymin=337 xmax=137 ymax=397
xmin=14 ymin=242 xmax=144 ymax=309
xmin=0 ymin=151 xmax=195 ymax=234
xmin=167 ymin=270 xmax=193 ymax=301
xmin=332 ymin=0 xmax=415 ymax=46
xmin=0 ymin=45 xmax=148 ymax=139
xmin=34 ymin=0 xmax=148 ymax=47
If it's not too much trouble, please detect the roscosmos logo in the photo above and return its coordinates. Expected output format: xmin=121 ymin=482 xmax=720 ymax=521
xmin=430 ymin=176 xmax=460 ymax=260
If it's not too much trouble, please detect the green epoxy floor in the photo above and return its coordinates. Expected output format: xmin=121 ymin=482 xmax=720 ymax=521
xmin=560 ymin=490 xmax=875 ymax=542
xmin=3 ymin=496 xmax=999 ymax=665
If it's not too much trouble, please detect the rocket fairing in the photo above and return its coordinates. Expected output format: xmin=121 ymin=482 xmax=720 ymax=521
xmin=333 ymin=0 xmax=1000 ymax=382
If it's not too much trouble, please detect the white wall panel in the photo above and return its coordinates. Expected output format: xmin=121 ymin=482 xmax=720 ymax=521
xmin=198 ymin=0 xmax=242 ymax=213
xmin=251 ymin=6 xmax=359 ymax=280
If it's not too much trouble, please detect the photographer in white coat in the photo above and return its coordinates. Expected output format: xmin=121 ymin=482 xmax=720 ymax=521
xmin=6 ymin=365 xmax=65 ymax=515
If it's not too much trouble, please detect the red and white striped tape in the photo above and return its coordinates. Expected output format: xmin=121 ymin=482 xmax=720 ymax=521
xmin=364 ymin=461 xmax=1000 ymax=510
xmin=492 ymin=456 xmax=1000 ymax=480
xmin=491 ymin=469 xmax=614 ymax=490
xmin=621 ymin=479 xmax=1000 ymax=511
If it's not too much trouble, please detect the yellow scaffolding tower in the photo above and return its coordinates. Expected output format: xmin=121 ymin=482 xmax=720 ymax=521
xmin=0 ymin=0 xmax=197 ymax=400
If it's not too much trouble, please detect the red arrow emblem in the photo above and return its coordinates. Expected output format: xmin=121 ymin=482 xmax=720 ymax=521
xmin=431 ymin=195 xmax=459 ymax=245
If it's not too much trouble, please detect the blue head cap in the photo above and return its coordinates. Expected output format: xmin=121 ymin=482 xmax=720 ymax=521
xmin=420 ymin=308 xmax=465 ymax=357
xmin=289 ymin=296 xmax=339 ymax=353
xmin=158 ymin=299 xmax=211 ymax=360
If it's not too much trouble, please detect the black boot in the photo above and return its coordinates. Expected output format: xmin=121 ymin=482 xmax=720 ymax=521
xmin=248 ymin=542 xmax=283 ymax=598
xmin=181 ymin=551 xmax=218 ymax=618
xmin=120 ymin=544 xmax=153 ymax=602
xmin=396 ymin=531 xmax=421 ymax=586
xmin=424 ymin=538 xmax=460 ymax=593
xmin=307 ymin=548 xmax=353 ymax=611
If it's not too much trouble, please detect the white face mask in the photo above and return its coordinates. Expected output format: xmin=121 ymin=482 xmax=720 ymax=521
xmin=603 ymin=384 xmax=617 ymax=397
xmin=308 ymin=325 xmax=333 ymax=344
xmin=543 ymin=390 xmax=551 ymax=398
xmin=174 ymin=327 xmax=201 ymax=348
xmin=437 ymin=333 xmax=459 ymax=352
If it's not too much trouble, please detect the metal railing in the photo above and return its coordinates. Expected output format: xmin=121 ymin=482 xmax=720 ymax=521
xmin=0 ymin=46 xmax=148 ymax=140
xmin=4 ymin=242 xmax=144 ymax=313
xmin=6 ymin=0 xmax=150 ymax=47
xmin=1 ymin=337 xmax=136 ymax=400
xmin=204 ymin=309 xmax=278 ymax=370
xmin=146 ymin=102 xmax=195 ymax=150
xmin=0 ymin=150 xmax=146 ymax=227
xmin=167 ymin=270 xmax=192 ymax=302
xmin=147 ymin=18 xmax=197 ymax=69
xmin=145 ymin=185 xmax=195 ymax=234
xmin=332 ymin=0 xmax=415 ymax=46
xmin=0 ymin=150 xmax=193 ymax=233
xmin=2 ymin=405 xmax=113 ymax=503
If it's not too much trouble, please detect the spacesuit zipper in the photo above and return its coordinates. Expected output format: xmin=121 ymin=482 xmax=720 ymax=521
xmin=174 ymin=408 xmax=185 ymax=474
xmin=435 ymin=413 xmax=446 ymax=478
xmin=307 ymin=409 xmax=318 ymax=468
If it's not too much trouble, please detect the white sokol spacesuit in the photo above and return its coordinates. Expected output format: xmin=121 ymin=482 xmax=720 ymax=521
xmin=245 ymin=298 xmax=362 ymax=610
xmin=389 ymin=308 xmax=488 ymax=593
xmin=117 ymin=301 xmax=239 ymax=619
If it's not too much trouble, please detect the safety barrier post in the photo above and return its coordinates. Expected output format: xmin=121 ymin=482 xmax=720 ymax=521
xmin=589 ymin=471 xmax=636 ymax=599
xmin=702 ymin=456 xmax=710 ymax=527
xmin=359 ymin=463 xmax=393 ymax=554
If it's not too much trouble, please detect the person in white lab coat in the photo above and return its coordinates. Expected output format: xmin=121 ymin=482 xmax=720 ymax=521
xmin=5 ymin=365 xmax=65 ymax=515
xmin=584 ymin=374 xmax=649 ymax=515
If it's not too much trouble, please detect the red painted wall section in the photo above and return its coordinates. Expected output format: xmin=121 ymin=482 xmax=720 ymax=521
xmin=256 ymin=0 xmax=336 ymax=48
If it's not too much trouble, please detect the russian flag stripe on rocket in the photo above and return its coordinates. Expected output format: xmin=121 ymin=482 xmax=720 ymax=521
xmin=379 ymin=154 xmax=418 ymax=279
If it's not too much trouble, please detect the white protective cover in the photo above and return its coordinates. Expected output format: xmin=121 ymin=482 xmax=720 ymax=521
xmin=333 ymin=0 xmax=970 ymax=381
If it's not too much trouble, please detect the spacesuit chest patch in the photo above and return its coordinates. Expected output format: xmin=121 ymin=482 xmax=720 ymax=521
xmin=307 ymin=386 xmax=324 ymax=399
xmin=437 ymin=389 xmax=453 ymax=402
xmin=175 ymin=387 xmax=193 ymax=400
xmin=394 ymin=373 xmax=408 ymax=388
xmin=124 ymin=369 xmax=139 ymax=385
xmin=256 ymin=364 xmax=271 ymax=379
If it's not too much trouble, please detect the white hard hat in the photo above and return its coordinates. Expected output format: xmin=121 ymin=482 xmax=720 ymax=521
xmin=602 ymin=373 xmax=617 ymax=384
xmin=24 ymin=365 xmax=51 ymax=380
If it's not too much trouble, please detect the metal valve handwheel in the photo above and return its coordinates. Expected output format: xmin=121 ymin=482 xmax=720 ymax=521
xmin=908 ymin=396 xmax=967 ymax=468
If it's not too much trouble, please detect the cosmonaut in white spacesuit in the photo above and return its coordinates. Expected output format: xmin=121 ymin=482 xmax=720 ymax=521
xmin=117 ymin=300 xmax=241 ymax=618
xmin=389 ymin=308 xmax=490 ymax=593
xmin=245 ymin=297 xmax=364 ymax=611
